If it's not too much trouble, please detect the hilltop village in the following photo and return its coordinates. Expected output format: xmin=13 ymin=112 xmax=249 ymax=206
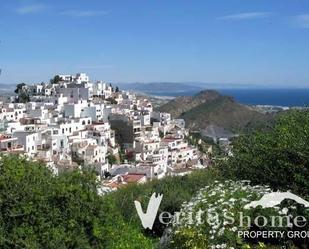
xmin=0 ymin=73 xmax=209 ymax=191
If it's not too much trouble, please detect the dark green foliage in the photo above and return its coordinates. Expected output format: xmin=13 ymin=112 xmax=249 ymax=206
xmin=106 ymin=97 xmax=117 ymax=105
xmin=168 ymin=227 xmax=209 ymax=249
xmin=50 ymin=75 xmax=62 ymax=84
xmin=14 ymin=83 xmax=30 ymax=103
xmin=2 ymin=108 xmax=308 ymax=249
xmin=109 ymin=168 xmax=221 ymax=236
xmin=18 ymin=91 xmax=30 ymax=103
xmin=219 ymin=110 xmax=309 ymax=197
xmin=186 ymin=132 xmax=219 ymax=155
xmin=14 ymin=83 xmax=26 ymax=94
xmin=0 ymin=155 xmax=153 ymax=249
xmin=107 ymin=154 xmax=117 ymax=165
xmin=159 ymin=131 xmax=164 ymax=138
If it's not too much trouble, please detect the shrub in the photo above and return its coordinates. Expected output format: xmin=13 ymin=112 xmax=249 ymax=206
xmin=166 ymin=180 xmax=309 ymax=249
xmin=219 ymin=110 xmax=309 ymax=198
xmin=0 ymin=155 xmax=153 ymax=249
xmin=109 ymin=168 xmax=222 ymax=237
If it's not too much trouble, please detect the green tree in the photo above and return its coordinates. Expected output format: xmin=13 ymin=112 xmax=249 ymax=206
xmin=14 ymin=83 xmax=30 ymax=103
xmin=219 ymin=110 xmax=309 ymax=197
xmin=14 ymin=83 xmax=26 ymax=94
xmin=109 ymin=168 xmax=221 ymax=237
xmin=50 ymin=75 xmax=62 ymax=84
xmin=0 ymin=155 xmax=153 ymax=249
xmin=107 ymin=154 xmax=117 ymax=165
xmin=18 ymin=91 xmax=30 ymax=103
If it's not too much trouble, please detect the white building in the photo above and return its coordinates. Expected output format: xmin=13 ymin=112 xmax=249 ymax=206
xmin=1 ymin=73 xmax=202 ymax=181
xmin=13 ymin=131 xmax=39 ymax=156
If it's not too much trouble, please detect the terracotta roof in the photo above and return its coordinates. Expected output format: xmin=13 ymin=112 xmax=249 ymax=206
xmin=162 ymin=137 xmax=180 ymax=142
xmin=0 ymin=135 xmax=13 ymax=141
xmin=122 ymin=173 xmax=146 ymax=183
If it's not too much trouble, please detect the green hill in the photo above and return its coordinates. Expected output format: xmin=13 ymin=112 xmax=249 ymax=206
xmin=159 ymin=90 xmax=274 ymax=132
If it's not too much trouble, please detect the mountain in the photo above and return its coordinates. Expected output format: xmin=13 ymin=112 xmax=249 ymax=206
xmin=117 ymin=82 xmax=203 ymax=96
xmin=158 ymin=90 xmax=274 ymax=133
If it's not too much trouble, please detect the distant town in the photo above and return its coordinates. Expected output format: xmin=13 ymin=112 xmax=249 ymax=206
xmin=0 ymin=73 xmax=212 ymax=192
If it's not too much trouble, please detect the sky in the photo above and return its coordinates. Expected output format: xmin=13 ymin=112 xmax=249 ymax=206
xmin=0 ymin=0 xmax=309 ymax=87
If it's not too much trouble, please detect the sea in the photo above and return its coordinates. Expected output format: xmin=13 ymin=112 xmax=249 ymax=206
xmin=149 ymin=88 xmax=309 ymax=107
xmin=218 ymin=89 xmax=309 ymax=107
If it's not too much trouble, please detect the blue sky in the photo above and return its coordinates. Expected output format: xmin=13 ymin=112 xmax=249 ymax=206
xmin=1 ymin=0 xmax=309 ymax=87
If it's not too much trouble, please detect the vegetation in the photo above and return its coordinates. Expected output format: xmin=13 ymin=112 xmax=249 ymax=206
xmin=106 ymin=97 xmax=118 ymax=105
xmin=169 ymin=227 xmax=209 ymax=249
xmin=219 ymin=110 xmax=309 ymax=197
xmin=107 ymin=154 xmax=117 ymax=165
xmin=186 ymin=132 xmax=221 ymax=156
xmin=50 ymin=75 xmax=62 ymax=84
xmin=166 ymin=180 xmax=309 ymax=249
xmin=14 ymin=82 xmax=26 ymax=94
xmin=17 ymin=92 xmax=30 ymax=103
xmin=1 ymin=110 xmax=309 ymax=248
xmin=159 ymin=90 xmax=274 ymax=132
xmin=109 ymin=168 xmax=221 ymax=237
xmin=0 ymin=155 xmax=153 ymax=249
xmin=159 ymin=90 xmax=221 ymax=118
xmin=165 ymin=110 xmax=309 ymax=248
xmin=14 ymin=83 xmax=30 ymax=103
xmin=0 ymin=154 xmax=221 ymax=248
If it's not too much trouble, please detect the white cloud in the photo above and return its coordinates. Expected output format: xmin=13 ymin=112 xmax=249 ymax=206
xmin=16 ymin=4 xmax=46 ymax=14
xmin=217 ymin=12 xmax=271 ymax=21
xmin=60 ymin=10 xmax=108 ymax=17
xmin=295 ymin=14 xmax=309 ymax=28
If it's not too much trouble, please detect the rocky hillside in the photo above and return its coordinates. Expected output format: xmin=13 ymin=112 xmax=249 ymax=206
xmin=159 ymin=90 xmax=274 ymax=132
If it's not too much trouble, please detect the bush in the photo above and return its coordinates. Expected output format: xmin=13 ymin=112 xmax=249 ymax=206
xmin=169 ymin=227 xmax=208 ymax=249
xmin=166 ymin=180 xmax=308 ymax=249
xmin=219 ymin=110 xmax=309 ymax=197
xmin=109 ymin=168 xmax=222 ymax=237
xmin=0 ymin=155 xmax=153 ymax=249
